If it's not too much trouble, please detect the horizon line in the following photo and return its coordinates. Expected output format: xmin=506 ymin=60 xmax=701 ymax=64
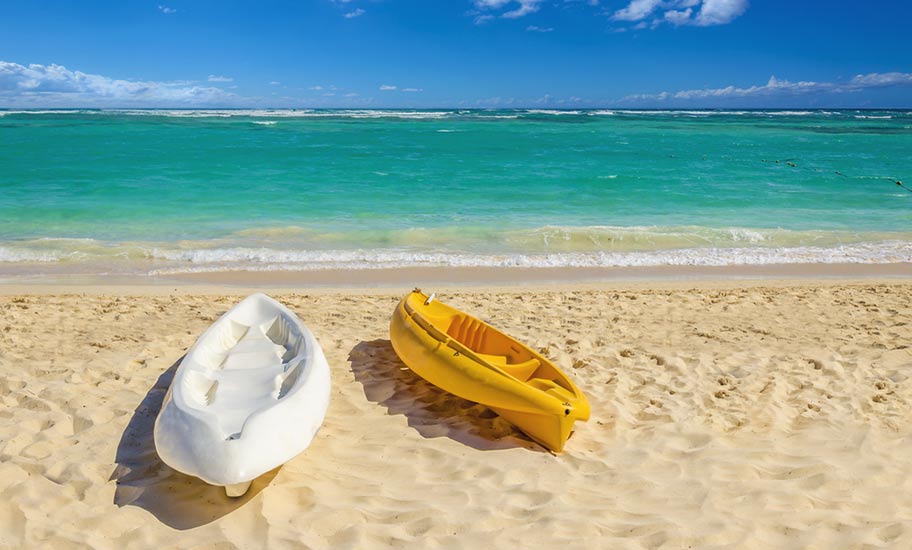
xmin=2 ymin=106 xmax=911 ymax=111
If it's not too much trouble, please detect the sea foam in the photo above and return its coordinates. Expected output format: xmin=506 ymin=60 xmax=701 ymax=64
xmin=142 ymin=240 xmax=912 ymax=274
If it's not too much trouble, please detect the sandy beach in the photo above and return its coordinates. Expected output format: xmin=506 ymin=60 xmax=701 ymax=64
xmin=1 ymin=279 xmax=910 ymax=548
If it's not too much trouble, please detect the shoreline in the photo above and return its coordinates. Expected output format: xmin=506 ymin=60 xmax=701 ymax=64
xmin=0 ymin=261 xmax=909 ymax=293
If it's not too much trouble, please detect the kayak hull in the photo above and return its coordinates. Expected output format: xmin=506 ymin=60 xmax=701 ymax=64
xmin=389 ymin=290 xmax=589 ymax=452
xmin=154 ymin=293 xmax=330 ymax=496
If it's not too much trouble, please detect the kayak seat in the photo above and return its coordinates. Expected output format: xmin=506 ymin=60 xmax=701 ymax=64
xmin=527 ymin=378 xmax=575 ymax=402
xmin=501 ymin=358 xmax=541 ymax=381
xmin=475 ymin=353 xmax=540 ymax=380
xmin=476 ymin=352 xmax=507 ymax=365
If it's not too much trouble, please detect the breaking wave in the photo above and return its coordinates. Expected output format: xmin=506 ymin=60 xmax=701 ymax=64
xmin=1 ymin=226 xmax=909 ymax=275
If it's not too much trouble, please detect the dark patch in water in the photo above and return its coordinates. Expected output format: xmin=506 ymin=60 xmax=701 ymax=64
xmin=750 ymin=124 xmax=911 ymax=135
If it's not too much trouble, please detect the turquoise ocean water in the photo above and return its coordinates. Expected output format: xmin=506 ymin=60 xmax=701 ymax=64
xmin=0 ymin=108 xmax=910 ymax=275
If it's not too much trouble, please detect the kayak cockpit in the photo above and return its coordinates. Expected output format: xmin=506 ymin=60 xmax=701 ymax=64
xmin=408 ymin=296 xmax=570 ymax=389
xmin=179 ymin=314 xmax=308 ymax=439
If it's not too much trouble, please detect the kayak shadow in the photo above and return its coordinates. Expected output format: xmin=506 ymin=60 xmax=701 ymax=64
xmin=110 ymin=355 xmax=278 ymax=530
xmin=349 ymin=339 xmax=543 ymax=452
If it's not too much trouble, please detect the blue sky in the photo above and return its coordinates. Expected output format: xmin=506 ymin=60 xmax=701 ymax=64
xmin=1 ymin=0 xmax=911 ymax=108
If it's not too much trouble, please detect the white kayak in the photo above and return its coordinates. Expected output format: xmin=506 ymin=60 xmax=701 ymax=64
xmin=154 ymin=293 xmax=330 ymax=497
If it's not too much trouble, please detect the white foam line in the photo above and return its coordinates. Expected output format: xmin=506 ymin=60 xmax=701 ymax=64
xmin=138 ymin=241 xmax=912 ymax=274
xmin=2 ymin=109 xmax=904 ymax=121
xmin=525 ymin=110 xmax=583 ymax=115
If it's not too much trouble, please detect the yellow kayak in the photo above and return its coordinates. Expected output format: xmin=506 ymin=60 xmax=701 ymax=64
xmin=389 ymin=289 xmax=590 ymax=452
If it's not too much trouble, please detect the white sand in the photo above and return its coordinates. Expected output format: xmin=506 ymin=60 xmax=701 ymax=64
xmin=1 ymin=281 xmax=911 ymax=548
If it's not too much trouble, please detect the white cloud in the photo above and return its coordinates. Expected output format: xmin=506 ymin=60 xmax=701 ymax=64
xmin=379 ymin=84 xmax=422 ymax=93
xmin=693 ymin=0 xmax=748 ymax=26
xmin=663 ymin=8 xmax=692 ymax=25
xmin=330 ymin=0 xmax=364 ymax=19
xmin=158 ymin=5 xmax=176 ymax=14
xmin=612 ymin=0 xmax=663 ymax=21
xmin=207 ymin=75 xmax=233 ymax=82
xmin=847 ymin=72 xmax=912 ymax=88
xmin=526 ymin=25 xmax=554 ymax=32
xmin=503 ymin=1 xmax=542 ymax=17
xmin=269 ymin=81 xmax=281 ymax=86
xmin=0 ymin=61 xmax=236 ymax=107
xmin=0 ymin=61 xmax=386 ymax=108
xmin=472 ymin=0 xmax=542 ymax=21
xmin=474 ymin=0 xmax=512 ymax=9
xmin=622 ymin=72 xmax=912 ymax=103
xmin=612 ymin=0 xmax=747 ymax=27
